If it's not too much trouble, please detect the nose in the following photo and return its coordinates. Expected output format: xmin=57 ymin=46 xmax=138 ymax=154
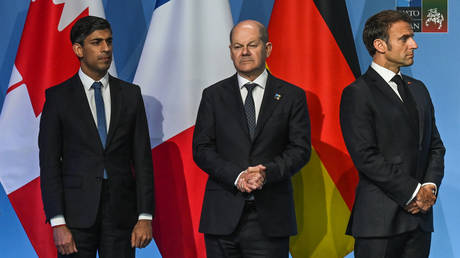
xmin=101 ymin=40 xmax=112 ymax=52
xmin=242 ymin=46 xmax=250 ymax=56
xmin=409 ymin=37 xmax=418 ymax=49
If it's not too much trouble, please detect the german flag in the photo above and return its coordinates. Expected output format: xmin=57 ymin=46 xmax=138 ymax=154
xmin=267 ymin=0 xmax=360 ymax=257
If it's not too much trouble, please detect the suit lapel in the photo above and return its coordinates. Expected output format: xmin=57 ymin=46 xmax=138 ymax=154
xmin=405 ymin=77 xmax=424 ymax=147
xmin=366 ymin=68 xmax=419 ymax=138
xmin=106 ymin=75 xmax=122 ymax=148
xmin=70 ymin=74 xmax=104 ymax=151
xmin=253 ymin=73 xmax=281 ymax=141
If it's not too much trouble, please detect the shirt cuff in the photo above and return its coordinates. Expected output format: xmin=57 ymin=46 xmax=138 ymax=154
xmin=138 ymin=213 xmax=152 ymax=220
xmin=50 ymin=215 xmax=66 ymax=227
xmin=234 ymin=170 xmax=246 ymax=186
xmin=422 ymin=182 xmax=438 ymax=195
xmin=406 ymin=183 xmax=421 ymax=205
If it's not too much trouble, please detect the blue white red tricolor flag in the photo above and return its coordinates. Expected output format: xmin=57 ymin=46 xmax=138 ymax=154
xmin=133 ymin=0 xmax=234 ymax=257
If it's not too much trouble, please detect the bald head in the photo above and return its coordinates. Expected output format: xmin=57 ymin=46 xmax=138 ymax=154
xmin=228 ymin=19 xmax=272 ymax=81
xmin=230 ymin=20 xmax=269 ymax=44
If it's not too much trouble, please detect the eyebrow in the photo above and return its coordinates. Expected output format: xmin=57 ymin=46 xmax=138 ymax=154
xmin=399 ymin=33 xmax=414 ymax=40
xmin=89 ymin=37 xmax=112 ymax=42
xmin=232 ymin=40 xmax=260 ymax=45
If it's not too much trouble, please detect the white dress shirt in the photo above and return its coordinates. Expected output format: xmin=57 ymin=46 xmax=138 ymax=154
xmin=237 ymin=69 xmax=268 ymax=122
xmin=50 ymin=69 xmax=151 ymax=227
xmin=371 ymin=62 xmax=437 ymax=205
xmin=234 ymin=69 xmax=268 ymax=186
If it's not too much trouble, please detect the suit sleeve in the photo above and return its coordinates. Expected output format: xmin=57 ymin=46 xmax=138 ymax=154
xmin=340 ymin=85 xmax=419 ymax=207
xmin=192 ymin=88 xmax=244 ymax=187
xmin=422 ymin=88 xmax=445 ymax=187
xmin=263 ymin=91 xmax=311 ymax=184
xmin=132 ymin=86 xmax=155 ymax=216
xmin=39 ymin=89 xmax=64 ymax=221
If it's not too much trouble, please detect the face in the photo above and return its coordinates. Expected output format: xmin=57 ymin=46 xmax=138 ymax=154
xmin=229 ymin=21 xmax=272 ymax=80
xmin=73 ymin=29 xmax=112 ymax=80
xmin=377 ymin=21 xmax=418 ymax=72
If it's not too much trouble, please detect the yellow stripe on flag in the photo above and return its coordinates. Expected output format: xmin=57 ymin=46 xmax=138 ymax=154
xmin=290 ymin=148 xmax=354 ymax=257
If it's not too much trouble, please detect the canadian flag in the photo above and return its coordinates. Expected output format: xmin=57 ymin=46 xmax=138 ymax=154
xmin=133 ymin=0 xmax=234 ymax=256
xmin=0 ymin=1 xmax=111 ymax=257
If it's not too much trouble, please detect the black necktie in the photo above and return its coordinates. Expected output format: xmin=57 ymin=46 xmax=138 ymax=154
xmin=391 ymin=75 xmax=408 ymax=103
xmin=391 ymin=75 xmax=419 ymax=140
xmin=244 ymin=83 xmax=257 ymax=140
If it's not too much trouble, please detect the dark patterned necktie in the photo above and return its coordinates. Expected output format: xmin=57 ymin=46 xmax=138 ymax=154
xmin=244 ymin=83 xmax=257 ymax=140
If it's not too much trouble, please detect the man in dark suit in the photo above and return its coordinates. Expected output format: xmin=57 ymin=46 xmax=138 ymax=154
xmin=39 ymin=16 xmax=154 ymax=258
xmin=192 ymin=20 xmax=311 ymax=257
xmin=340 ymin=10 xmax=445 ymax=258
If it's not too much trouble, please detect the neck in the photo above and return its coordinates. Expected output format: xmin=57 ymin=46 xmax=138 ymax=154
xmin=373 ymin=57 xmax=400 ymax=74
xmin=81 ymin=66 xmax=107 ymax=81
xmin=238 ymin=68 xmax=264 ymax=82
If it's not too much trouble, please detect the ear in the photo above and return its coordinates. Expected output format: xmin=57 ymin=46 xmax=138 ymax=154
xmin=265 ymin=41 xmax=272 ymax=58
xmin=72 ymin=43 xmax=83 ymax=58
xmin=373 ymin=39 xmax=386 ymax=54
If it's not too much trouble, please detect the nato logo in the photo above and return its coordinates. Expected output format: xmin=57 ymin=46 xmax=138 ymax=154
xmin=396 ymin=0 xmax=447 ymax=33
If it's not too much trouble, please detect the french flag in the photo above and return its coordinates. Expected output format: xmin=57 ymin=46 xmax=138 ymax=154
xmin=0 ymin=0 xmax=113 ymax=257
xmin=133 ymin=0 xmax=234 ymax=257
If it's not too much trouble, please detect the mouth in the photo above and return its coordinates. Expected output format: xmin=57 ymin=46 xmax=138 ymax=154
xmin=100 ymin=56 xmax=112 ymax=62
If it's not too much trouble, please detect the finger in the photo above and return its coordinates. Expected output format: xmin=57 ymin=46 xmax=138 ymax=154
xmin=62 ymin=243 xmax=72 ymax=255
xmin=57 ymin=245 xmax=66 ymax=255
xmin=70 ymin=240 xmax=78 ymax=253
xmin=131 ymin=231 xmax=137 ymax=248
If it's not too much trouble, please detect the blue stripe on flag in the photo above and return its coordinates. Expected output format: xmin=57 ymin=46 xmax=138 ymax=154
xmin=154 ymin=0 xmax=170 ymax=10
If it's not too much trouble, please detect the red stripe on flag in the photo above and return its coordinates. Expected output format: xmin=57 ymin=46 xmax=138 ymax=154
xmin=152 ymin=126 xmax=207 ymax=258
xmin=267 ymin=0 xmax=358 ymax=209
xmin=8 ymin=177 xmax=56 ymax=258
xmin=6 ymin=80 xmax=24 ymax=94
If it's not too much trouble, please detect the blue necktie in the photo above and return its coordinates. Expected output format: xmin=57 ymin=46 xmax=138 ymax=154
xmin=92 ymin=81 xmax=108 ymax=179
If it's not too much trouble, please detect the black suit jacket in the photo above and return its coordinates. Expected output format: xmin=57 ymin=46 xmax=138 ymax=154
xmin=192 ymin=72 xmax=311 ymax=237
xmin=39 ymin=73 xmax=154 ymax=229
xmin=340 ymin=67 xmax=445 ymax=237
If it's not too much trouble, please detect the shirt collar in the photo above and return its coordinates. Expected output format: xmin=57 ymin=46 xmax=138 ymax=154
xmin=237 ymin=69 xmax=268 ymax=89
xmin=371 ymin=62 xmax=402 ymax=84
xmin=78 ymin=68 xmax=109 ymax=91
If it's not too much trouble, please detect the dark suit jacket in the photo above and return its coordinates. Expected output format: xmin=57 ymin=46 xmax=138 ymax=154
xmin=39 ymin=73 xmax=154 ymax=229
xmin=340 ymin=67 xmax=445 ymax=237
xmin=192 ymin=72 xmax=311 ymax=237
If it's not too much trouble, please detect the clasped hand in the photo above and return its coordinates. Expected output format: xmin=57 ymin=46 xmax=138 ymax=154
xmin=237 ymin=165 xmax=266 ymax=193
xmin=404 ymin=185 xmax=436 ymax=214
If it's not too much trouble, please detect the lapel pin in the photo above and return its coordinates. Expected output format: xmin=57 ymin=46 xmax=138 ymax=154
xmin=274 ymin=93 xmax=282 ymax=100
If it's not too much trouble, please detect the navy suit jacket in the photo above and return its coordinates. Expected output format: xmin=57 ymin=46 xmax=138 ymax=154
xmin=39 ymin=73 xmax=154 ymax=229
xmin=192 ymin=72 xmax=311 ymax=237
xmin=340 ymin=67 xmax=445 ymax=237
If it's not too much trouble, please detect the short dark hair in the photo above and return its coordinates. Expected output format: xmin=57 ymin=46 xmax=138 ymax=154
xmin=363 ymin=10 xmax=412 ymax=56
xmin=229 ymin=21 xmax=269 ymax=44
xmin=70 ymin=16 xmax=112 ymax=45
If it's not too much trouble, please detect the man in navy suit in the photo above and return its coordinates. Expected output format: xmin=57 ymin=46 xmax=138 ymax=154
xmin=193 ymin=20 xmax=311 ymax=257
xmin=340 ymin=10 xmax=445 ymax=258
xmin=39 ymin=16 xmax=154 ymax=258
